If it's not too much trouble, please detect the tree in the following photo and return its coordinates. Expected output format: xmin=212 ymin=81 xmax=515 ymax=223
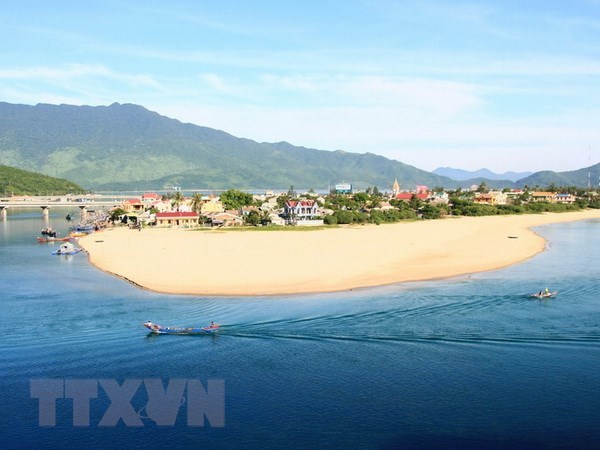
xmin=244 ymin=210 xmax=261 ymax=226
xmin=190 ymin=193 xmax=203 ymax=213
xmin=110 ymin=207 xmax=127 ymax=222
xmin=409 ymin=194 xmax=423 ymax=210
xmin=477 ymin=182 xmax=489 ymax=193
xmin=220 ymin=189 xmax=253 ymax=210
xmin=353 ymin=192 xmax=369 ymax=206
xmin=287 ymin=185 xmax=297 ymax=197
xmin=171 ymin=191 xmax=185 ymax=210
xmin=259 ymin=210 xmax=272 ymax=226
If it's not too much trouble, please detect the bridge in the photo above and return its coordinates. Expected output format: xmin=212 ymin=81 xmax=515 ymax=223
xmin=0 ymin=195 xmax=125 ymax=217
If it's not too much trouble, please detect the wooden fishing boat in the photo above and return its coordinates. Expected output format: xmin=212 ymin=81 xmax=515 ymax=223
xmin=37 ymin=236 xmax=72 ymax=243
xmin=143 ymin=321 xmax=220 ymax=335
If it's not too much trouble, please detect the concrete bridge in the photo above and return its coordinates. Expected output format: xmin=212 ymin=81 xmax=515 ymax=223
xmin=0 ymin=196 xmax=124 ymax=217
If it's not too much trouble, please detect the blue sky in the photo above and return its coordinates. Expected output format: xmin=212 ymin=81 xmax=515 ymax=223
xmin=2 ymin=0 xmax=600 ymax=173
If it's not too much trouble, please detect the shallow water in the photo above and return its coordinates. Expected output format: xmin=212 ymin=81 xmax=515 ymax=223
xmin=1 ymin=209 xmax=599 ymax=448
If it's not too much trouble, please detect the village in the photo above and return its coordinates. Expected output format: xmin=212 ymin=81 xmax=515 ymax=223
xmin=110 ymin=179 xmax=595 ymax=229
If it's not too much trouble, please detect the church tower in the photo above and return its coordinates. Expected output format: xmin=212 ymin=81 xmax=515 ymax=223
xmin=392 ymin=178 xmax=400 ymax=196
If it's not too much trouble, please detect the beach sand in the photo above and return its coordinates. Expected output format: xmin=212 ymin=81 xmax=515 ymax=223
xmin=79 ymin=210 xmax=600 ymax=296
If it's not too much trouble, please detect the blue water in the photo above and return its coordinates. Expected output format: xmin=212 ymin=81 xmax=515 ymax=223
xmin=1 ymin=209 xmax=599 ymax=449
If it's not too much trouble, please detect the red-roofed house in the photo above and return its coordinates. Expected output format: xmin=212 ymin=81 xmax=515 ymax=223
xmin=122 ymin=198 xmax=144 ymax=212
xmin=284 ymin=200 xmax=319 ymax=222
xmin=155 ymin=211 xmax=199 ymax=227
xmin=395 ymin=193 xmax=428 ymax=201
xmin=141 ymin=192 xmax=162 ymax=206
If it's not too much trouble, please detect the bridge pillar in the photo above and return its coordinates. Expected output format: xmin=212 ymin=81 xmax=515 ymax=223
xmin=79 ymin=205 xmax=88 ymax=218
xmin=0 ymin=205 xmax=7 ymax=218
xmin=41 ymin=205 xmax=50 ymax=217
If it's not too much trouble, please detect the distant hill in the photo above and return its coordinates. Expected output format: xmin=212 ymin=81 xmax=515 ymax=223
xmin=0 ymin=164 xmax=86 ymax=195
xmin=434 ymin=167 xmax=532 ymax=182
xmin=515 ymin=163 xmax=600 ymax=189
xmin=0 ymin=101 xmax=459 ymax=190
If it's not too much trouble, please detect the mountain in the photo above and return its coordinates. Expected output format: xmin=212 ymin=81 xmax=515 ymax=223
xmin=433 ymin=167 xmax=532 ymax=182
xmin=0 ymin=101 xmax=459 ymax=190
xmin=515 ymin=163 xmax=600 ymax=189
xmin=0 ymin=164 xmax=86 ymax=196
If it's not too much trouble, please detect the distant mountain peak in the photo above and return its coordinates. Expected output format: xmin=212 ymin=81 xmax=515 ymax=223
xmin=433 ymin=167 xmax=533 ymax=182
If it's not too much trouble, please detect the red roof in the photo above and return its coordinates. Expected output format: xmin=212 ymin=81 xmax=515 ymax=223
xmin=395 ymin=193 xmax=428 ymax=200
xmin=142 ymin=192 xmax=161 ymax=200
xmin=286 ymin=200 xmax=316 ymax=207
xmin=124 ymin=198 xmax=142 ymax=204
xmin=155 ymin=212 xmax=199 ymax=218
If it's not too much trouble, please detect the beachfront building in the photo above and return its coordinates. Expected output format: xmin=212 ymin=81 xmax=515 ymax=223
xmin=122 ymin=198 xmax=144 ymax=212
xmin=530 ymin=191 xmax=556 ymax=202
xmin=155 ymin=211 xmax=199 ymax=227
xmin=284 ymin=200 xmax=319 ymax=223
xmin=473 ymin=191 xmax=508 ymax=205
xmin=141 ymin=192 xmax=162 ymax=207
xmin=206 ymin=212 xmax=243 ymax=227
xmin=394 ymin=192 xmax=428 ymax=202
xmin=555 ymin=193 xmax=577 ymax=204
xmin=429 ymin=191 xmax=449 ymax=204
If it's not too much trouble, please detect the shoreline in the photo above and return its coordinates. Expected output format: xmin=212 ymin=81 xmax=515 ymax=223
xmin=79 ymin=210 xmax=600 ymax=296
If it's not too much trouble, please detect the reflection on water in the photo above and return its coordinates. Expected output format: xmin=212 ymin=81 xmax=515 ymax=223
xmin=1 ymin=210 xmax=599 ymax=448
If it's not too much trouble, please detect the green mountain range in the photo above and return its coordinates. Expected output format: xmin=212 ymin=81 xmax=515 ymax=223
xmin=0 ymin=101 xmax=461 ymax=190
xmin=0 ymin=164 xmax=85 ymax=196
xmin=0 ymin=101 xmax=597 ymax=190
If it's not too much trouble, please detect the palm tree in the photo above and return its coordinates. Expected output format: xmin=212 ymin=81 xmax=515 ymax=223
xmin=172 ymin=191 xmax=185 ymax=211
xmin=190 ymin=193 xmax=203 ymax=214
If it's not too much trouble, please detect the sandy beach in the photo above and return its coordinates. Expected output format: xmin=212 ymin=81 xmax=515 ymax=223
xmin=79 ymin=210 xmax=600 ymax=296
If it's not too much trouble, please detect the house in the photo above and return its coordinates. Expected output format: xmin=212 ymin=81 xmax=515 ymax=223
xmin=554 ymin=193 xmax=576 ymax=204
xmin=206 ymin=212 xmax=243 ymax=227
xmin=284 ymin=200 xmax=319 ymax=222
xmin=473 ymin=191 xmax=507 ymax=205
xmin=122 ymin=198 xmax=144 ymax=212
xmin=530 ymin=191 xmax=556 ymax=203
xmin=429 ymin=191 xmax=449 ymax=204
xmin=377 ymin=201 xmax=396 ymax=211
xmin=201 ymin=199 xmax=225 ymax=215
xmin=394 ymin=193 xmax=428 ymax=201
xmin=473 ymin=193 xmax=493 ymax=204
xmin=141 ymin=192 xmax=162 ymax=206
xmin=269 ymin=213 xmax=286 ymax=226
xmin=240 ymin=206 xmax=259 ymax=216
xmin=155 ymin=211 xmax=199 ymax=227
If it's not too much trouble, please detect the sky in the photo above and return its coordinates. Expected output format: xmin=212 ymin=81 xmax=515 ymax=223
xmin=1 ymin=0 xmax=600 ymax=174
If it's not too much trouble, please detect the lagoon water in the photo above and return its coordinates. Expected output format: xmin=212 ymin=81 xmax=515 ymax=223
xmin=1 ymin=209 xmax=599 ymax=448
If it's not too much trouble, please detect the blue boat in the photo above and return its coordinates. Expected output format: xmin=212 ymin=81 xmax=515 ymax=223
xmin=143 ymin=321 xmax=220 ymax=335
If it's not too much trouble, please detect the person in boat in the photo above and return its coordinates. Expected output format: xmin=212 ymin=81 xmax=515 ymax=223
xmin=545 ymin=287 xmax=550 ymax=295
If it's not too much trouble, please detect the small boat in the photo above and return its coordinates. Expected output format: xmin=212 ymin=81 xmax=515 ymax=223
xmin=37 ymin=236 xmax=72 ymax=243
xmin=143 ymin=321 xmax=220 ymax=335
xmin=69 ymin=232 xmax=88 ymax=238
xmin=529 ymin=291 xmax=557 ymax=299
xmin=52 ymin=242 xmax=83 ymax=255
xmin=41 ymin=227 xmax=58 ymax=237
xmin=71 ymin=224 xmax=96 ymax=232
